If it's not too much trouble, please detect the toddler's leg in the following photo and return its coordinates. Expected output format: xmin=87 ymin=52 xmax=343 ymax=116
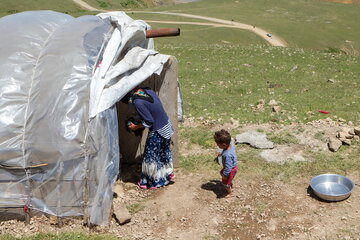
xmin=224 ymin=185 xmax=233 ymax=198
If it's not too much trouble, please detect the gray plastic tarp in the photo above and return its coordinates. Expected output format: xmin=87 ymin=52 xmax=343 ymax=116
xmin=0 ymin=10 xmax=169 ymax=225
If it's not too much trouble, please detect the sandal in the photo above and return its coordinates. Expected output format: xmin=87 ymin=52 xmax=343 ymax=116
xmin=138 ymin=182 xmax=148 ymax=189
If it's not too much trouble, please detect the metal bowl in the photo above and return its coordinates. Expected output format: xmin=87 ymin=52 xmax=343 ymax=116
xmin=310 ymin=174 xmax=355 ymax=201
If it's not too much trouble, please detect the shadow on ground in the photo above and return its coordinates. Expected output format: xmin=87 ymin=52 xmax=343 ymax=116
xmin=201 ymin=180 xmax=228 ymax=198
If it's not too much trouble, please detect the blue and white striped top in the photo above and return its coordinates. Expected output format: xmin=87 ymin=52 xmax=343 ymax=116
xmin=146 ymin=120 xmax=174 ymax=139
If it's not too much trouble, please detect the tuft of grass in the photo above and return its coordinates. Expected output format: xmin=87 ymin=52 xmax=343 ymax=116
xmin=83 ymin=0 xmax=165 ymax=9
xmin=275 ymin=210 xmax=288 ymax=218
xmin=180 ymin=126 xmax=214 ymax=149
xmin=180 ymin=154 xmax=218 ymax=174
xmin=96 ymin=0 xmax=110 ymax=8
xmin=255 ymin=200 xmax=268 ymax=213
xmin=203 ymin=235 xmax=221 ymax=240
xmin=323 ymin=47 xmax=346 ymax=54
xmin=268 ymin=132 xmax=299 ymax=145
xmin=297 ymin=127 xmax=306 ymax=134
xmin=126 ymin=203 xmax=145 ymax=214
xmin=314 ymin=131 xmax=327 ymax=142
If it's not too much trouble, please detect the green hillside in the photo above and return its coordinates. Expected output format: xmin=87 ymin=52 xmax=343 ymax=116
xmin=133 ymin=0 xmax=360 ymax=52
xmin=0 ymin=0 xmax=89 ymax=17
xmin=1 ymin=0 xmax=359 ymax=51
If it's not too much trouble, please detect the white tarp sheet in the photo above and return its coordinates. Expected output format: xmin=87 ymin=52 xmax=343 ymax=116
xmin=0 ymin=10 xmax=169 ymax=225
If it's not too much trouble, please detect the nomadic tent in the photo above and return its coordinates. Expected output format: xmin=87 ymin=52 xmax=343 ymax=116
xmin=0 ymin=10 xmax=180 ymax=225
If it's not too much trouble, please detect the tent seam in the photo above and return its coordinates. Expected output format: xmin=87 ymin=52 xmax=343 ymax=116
xmin=21 ymin=22 xmax=69 ymax=164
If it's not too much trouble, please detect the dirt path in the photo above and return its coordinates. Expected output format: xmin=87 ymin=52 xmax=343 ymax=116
xmin=71 ymin=0 xmax=288 ymax=47
xmin=132 ymin=11 xmax=287 ymax=47
xmin=72 ymin=0 xmax=99 ymax=11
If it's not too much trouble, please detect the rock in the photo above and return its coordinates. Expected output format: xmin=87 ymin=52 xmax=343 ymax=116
xmin=272 ymin=106 xmax=282 ymax=114
xmin=235 ymin=131 xmax=274 ymax=149
xmin=345 ymin=135 xmax=353 ymax=139
xmin=256 ymin=99 xmax=265 ymax=111
xmin=290 ymin=65 xmax=298 ymax=72
xmin=342 ymin=127 xmax=355 ymax=136
xmin=338 ymin=118 xmax=346 ymax=123
xmin=48 ymin=215 xmax=58 ymax=225
xmin=348 ymin=128 xmax=355 ymax=135
xmin=260 ymin=146 xmax=306 ymax=164
xmin=354 ymin=127 xmax=360 ymax=136
xmin=268 ymin=99 xmax=278 ymax=106
xmin=113 ymin=183 xmax=125 ymax=198
xmin=328 ymin=138 xmax=342 ymax=152
xmin=113 ymin=204 xmax=131 ymax=225
xmin=337 ymin=131 xmax=350 ymax=139
xmin=269 ymin=83 xmax=282 ymax=89
xmin=341 ymin=139 xmax=352 ymax=145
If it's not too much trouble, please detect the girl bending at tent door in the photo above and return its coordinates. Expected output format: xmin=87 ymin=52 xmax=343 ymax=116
xmin=122 ymin=88 xmax=175 ymax=189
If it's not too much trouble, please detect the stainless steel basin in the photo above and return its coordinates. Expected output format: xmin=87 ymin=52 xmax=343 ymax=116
xmin=310 ymin=174 xmax=355 ymax=201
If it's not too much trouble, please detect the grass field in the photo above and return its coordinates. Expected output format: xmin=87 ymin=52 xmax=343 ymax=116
xmin=139 ymin=0 xmax=360 ymax=52
xmin=1 ymin=0 xmax=359 ymax=51
xmin=156 ymin=44 xmax=360 ymax=125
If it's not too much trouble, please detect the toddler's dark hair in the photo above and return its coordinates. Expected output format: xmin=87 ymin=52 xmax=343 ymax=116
xmin=214 ymin=129 xmax=231 ymax=145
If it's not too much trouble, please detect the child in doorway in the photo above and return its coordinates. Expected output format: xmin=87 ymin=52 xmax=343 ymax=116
xmin=214 ymin=129 xmax=238 ymax=198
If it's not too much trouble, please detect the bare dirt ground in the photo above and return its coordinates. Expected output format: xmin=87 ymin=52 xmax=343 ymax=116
xmin=0 ymin=121 xmax=359 ymax=240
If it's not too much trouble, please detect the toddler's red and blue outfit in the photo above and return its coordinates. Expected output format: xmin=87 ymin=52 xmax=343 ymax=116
xmin=220 ymin=145 xmax=238 ymax=187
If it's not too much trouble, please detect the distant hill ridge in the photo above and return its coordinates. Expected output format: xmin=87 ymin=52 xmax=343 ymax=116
xmin=324 ymin=0 xmax=360 ymax=4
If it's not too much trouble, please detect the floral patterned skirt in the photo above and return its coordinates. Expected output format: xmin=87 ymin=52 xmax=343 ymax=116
xmin=139 ymin=131 xmax=173 ymax=189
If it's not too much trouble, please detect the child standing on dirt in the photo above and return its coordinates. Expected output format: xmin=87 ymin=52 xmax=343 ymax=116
xmin=214 ymin=129 xmax=238 ymax=198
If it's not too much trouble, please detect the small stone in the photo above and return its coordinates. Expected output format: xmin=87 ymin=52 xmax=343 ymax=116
xmin=290 ymin=65 xmax=298 ymax=72
xmin=272 ymin=106 xmax=282 ymax=114
xmin=268 ymin=99 xmax=278 ymax=106
xmin=337 ymin=131 xmax=349 ymax=139
xmin=341 ymin=139 xmax=352 ymax=145
xmin=354 ymin=127 xmax=360 ymax=136
xmin=328 ymin=138 xmax=342 ymax=152
xmin=348 ymin=128 xmax=355 ymax=135
xmin=113 ymin=204 xmax=131 ymax=225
